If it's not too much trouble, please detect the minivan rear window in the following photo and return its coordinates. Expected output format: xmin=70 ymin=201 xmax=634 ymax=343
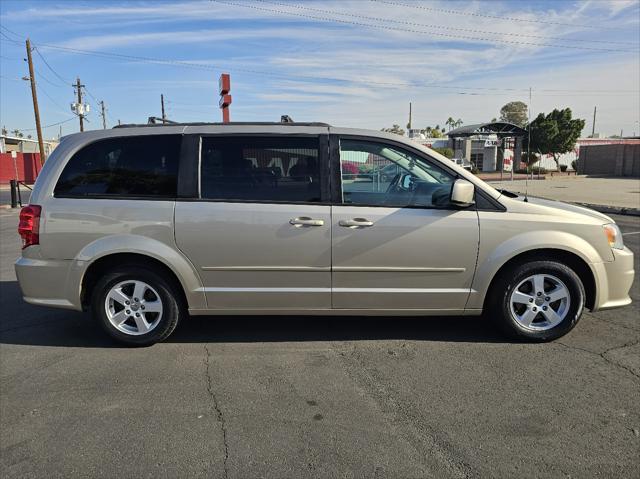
xmin=54 ymin=135 xmax=181 ymax=198
xmin=200 ymin=136 xmax=321 ymax=203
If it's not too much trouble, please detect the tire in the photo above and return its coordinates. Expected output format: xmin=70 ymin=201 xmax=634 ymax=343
xmin=488 ymin=260 xmax=585 ymax=341
xmin=91 ymin=265 xmax=183 ymax=346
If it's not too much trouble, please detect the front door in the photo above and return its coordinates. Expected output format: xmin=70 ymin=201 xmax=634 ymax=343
xmin=175 ymin=133 xmax=332 ymax=311
xmin=331 ymin=137 xmax=479 ymax=311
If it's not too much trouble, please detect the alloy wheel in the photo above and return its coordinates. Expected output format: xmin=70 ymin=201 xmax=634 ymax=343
xmin=104 ymin=280 xmax=163 ymax=335
xmin=509 ymin=273 xmax=571 ymax=331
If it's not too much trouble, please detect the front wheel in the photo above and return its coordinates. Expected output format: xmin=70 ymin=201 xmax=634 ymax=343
xmin=91 ymin=265 xmax=183 ymax=346
xmin=489 ymin=260 xmax=586 ymax=341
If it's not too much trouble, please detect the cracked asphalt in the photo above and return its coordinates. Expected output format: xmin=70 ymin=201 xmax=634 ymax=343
xmin=1 ymin=210 xmax=638 ymax=478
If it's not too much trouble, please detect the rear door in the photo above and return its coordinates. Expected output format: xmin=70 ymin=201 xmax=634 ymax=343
xmin=331 ymin=136 xmax=480 ymax=311
xmin=174 ymin=132 xmax=332 ymax=311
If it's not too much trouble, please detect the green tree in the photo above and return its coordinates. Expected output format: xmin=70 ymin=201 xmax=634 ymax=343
xmin=432 ymin=147 xmax=454 ymax=158
xmin=527 ymin=108 xmax=585 ymax=169
xmin=454 ymin=118 xmax=463 ymax=128
xmin=381 ymin=124 xmax=405 ymax=136
xmin=520 ymin=151 xmax=540 ymax=170
xmin=499 ymin=101 xmax=528 ymax=127
xmin=420 ymin=126 xmax=444 ymax=138
xmin=445 ymin=117 xmax=455 ymax=131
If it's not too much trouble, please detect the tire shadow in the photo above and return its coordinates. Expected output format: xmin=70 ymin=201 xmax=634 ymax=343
xmin=1 ymin=280 xmax=510 ymax=348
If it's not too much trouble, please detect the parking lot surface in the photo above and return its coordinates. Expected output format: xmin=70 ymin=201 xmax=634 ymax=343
xmin=1 ymin=210 xmax=638 ymax=478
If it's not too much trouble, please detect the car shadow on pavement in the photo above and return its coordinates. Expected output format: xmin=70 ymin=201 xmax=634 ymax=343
xmin=0 ymin=280 xmax=511 ymax=348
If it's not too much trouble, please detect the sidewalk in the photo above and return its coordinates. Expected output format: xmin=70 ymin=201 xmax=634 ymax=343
xmin=488 ymin=176 xmax=640 ymax=214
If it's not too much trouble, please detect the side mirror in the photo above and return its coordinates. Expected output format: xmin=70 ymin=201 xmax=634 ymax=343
xmin=450 ymin=179 xmax=475 ymax=207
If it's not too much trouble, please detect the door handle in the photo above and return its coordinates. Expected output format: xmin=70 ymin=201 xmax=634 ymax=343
xmin=339 ymin=218 xmax=374 ymax=228
xmin=290 ymin=217 xmax=325 ymax=227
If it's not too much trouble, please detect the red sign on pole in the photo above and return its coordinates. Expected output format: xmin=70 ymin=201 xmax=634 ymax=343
xmin=219 ymin=73 xmax=231 ymax=123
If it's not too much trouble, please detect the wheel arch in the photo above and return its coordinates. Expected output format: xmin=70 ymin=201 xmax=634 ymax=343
xmin=72 ymin=234 xmax=205 ymax=311
xmin=81 ymin=252 xmax=193 ymax=310
xmin=482 ymin=248 xmax=596 ymax=311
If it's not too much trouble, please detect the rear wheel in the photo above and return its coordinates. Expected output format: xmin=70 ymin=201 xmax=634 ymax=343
xmin=489 ymin=260 xmax=585 ymax=341
xmin=91 ymin=265 xmax=182 ymax=346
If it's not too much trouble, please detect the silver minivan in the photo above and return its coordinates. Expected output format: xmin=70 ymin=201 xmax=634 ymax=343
xmin=15 ymin=123 xmax=634 ymax=345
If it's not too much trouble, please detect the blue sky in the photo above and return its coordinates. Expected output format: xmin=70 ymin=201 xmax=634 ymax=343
xmin=1 ymin=0 xmax=639 ymax=139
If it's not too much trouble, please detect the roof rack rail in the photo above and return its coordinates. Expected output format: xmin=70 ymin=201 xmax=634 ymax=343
xmin=113 ymin=121 xmax=331 ymax=129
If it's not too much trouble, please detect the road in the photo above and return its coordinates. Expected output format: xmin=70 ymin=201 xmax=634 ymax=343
xmin=1 ymin=211 xmax=638 ymax=478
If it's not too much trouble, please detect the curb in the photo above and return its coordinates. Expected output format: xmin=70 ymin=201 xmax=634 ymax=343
xmin=574 ymin=202 xmax=640 ymax=217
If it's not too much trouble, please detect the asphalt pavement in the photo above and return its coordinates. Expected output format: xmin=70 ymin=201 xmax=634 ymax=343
xmin=0 ymin=210 xmax=638 ymax=478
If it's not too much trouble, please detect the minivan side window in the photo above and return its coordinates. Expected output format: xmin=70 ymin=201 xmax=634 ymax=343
xmin=200 ymin=136 xmax=321 ymax=203
xmin=340 ymin=139 xmax=455 ymax=208
xmin=54 ymin=135 xmax=181 ymax=198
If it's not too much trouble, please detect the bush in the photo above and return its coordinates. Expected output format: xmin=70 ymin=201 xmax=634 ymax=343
xmin=559 ymin=164 xmax=568 ymax=172
xmin=571 ymin=159 xmax=578 ymax=171
xmin=431 ymin=147 xmax=454 ymax=159
xmin=530 ymin=166 xmax=547 ymax=175
xmin=471 ymin=166 xmax=480 ymax=174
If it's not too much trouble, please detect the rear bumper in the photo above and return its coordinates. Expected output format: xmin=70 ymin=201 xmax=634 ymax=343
xmin=15 ymin=256 xmax=82 ymax=311
xmin=592 ymin=246 xmax=635 ymax=311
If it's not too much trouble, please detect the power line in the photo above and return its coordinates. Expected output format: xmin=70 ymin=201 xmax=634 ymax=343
xmin=23 ymin=40 xmax=637 ymax=94
xmin=34 ymin=46 xmax=72 ymax=84
xmin=18 ymin=117 xmax=76 ymax=132
xmin=36 ymin=69 xmax=67 ymax=89
xmin=0 ymin=25 xmax=23 ymax=39
xmin=0 ymin=30 xmax=20 ymax=43
xmin=210 ymin=0 xmax=638 ymax=53
xmin=36 ymin=81 xmax=68 ymax=112
xmin=253 ymin=0 xmax=638 ymax=46
xmin=370 ymin=0 xmax=616 ymax=30
xmin=1 ymin=35 xmax=636 ymax=96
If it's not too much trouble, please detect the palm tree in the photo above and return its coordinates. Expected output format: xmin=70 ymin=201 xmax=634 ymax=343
xmin=445 ymin=117 xmax=455 ymax=131
xmin=454 ymin=118 xmax=463 ymax=128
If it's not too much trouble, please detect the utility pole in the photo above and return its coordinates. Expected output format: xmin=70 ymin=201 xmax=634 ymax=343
xmin=25 ymin=38 xmax=46 ymax=165
xmin=75 ymin=77 xmax=85 ymax=132
xmin=591 ymin=106 xmax=596 ymax=138
xmin=161 ymin=94 xmax=167 ymax=124
xmin=100 ymin=101 xmax=107 ymax=129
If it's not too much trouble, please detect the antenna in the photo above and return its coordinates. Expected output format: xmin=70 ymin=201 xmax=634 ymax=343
xmin=524 ymin=86 xmax=531 ymax=202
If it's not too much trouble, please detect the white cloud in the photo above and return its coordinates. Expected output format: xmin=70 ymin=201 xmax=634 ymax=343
xmin=1 ymin=0 xmax=638 ymax=135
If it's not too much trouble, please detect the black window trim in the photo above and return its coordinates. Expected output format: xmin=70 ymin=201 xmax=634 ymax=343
xmin=185 ymin=132 xmax=332 ymax=205
xmin=331 ymin=134 xmax=506 ymax=212
xmin=54 ymin=134 xmax=184 ymax=201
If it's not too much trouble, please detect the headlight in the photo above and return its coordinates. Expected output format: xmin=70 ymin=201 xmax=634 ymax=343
xmin=603 ymin=223 xmax=624 ymax=250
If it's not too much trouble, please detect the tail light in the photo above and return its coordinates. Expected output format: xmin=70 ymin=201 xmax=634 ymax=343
xmin=18 ymin=205 xmax=42 ymax=249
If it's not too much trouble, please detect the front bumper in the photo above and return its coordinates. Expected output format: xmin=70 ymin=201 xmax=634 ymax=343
xmin=15 ymin=256 xmax=82 ymax=311
xmin=591 ymin=246 xmax=635 ymax=311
